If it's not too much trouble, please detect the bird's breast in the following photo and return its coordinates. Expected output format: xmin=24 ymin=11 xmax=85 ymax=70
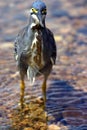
xmin=28 ymin=30 xmax=45 ymax=69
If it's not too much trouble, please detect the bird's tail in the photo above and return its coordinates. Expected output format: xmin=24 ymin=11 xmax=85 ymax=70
xmin=27 ymin=66 xmax=38 ymax=85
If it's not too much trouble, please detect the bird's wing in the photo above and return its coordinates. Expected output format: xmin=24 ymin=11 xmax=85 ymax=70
xmin=46 ymin=28 xmax=57 ymax=64
xmin=14 ymin=26 xmax=28 ymax=61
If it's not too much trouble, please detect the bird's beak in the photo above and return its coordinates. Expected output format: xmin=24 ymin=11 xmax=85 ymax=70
xmin=37 ymin=13 xmax=44 ymax=27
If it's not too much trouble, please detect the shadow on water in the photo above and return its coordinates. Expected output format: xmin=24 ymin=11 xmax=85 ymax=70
xmin=46 ymin=79 xmax=87 ymax=129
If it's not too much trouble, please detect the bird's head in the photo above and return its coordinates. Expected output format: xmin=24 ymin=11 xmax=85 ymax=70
xmin=30 ymin=0 xmax=47 ymax=28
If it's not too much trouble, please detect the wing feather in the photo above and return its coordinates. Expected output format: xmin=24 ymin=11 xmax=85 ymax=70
xmin=14 ymin=26 xmax=28 ymax=61
xmin=46 ymin=28 xmax=57 ymax=64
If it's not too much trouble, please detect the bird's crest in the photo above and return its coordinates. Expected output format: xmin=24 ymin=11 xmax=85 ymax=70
xmin=32 ymin=0 xmax=46 ymax=10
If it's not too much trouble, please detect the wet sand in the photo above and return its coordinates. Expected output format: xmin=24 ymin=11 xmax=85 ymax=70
xmin=0 ymin=0 xmax=87 ymax=129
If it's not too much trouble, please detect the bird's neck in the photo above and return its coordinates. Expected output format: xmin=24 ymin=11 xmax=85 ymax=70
xmin=29 ymin=17 xmax=46 ymax=30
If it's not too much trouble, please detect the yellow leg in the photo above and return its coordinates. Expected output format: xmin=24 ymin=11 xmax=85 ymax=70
xmin=42 ymin=78 xmax=47 ymax=109
xmin=20 ymin=80 xmax=25 ymax=108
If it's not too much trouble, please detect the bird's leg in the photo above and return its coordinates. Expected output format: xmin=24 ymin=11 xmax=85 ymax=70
xmin=42 ymin=77 xmax=47 ymax=109
xmin=20 ymin=79 xmax=25 ymax=108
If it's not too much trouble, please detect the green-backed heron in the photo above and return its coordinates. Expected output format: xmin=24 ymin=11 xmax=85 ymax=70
xmin=14 ymin=0 xmax=56 ymax=108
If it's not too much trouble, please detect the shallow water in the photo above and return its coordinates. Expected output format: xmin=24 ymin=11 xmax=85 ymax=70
xmin=0 ymin=0 xmax=87 ymax=129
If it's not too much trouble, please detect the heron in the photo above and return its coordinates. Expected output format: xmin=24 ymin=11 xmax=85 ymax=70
xmin=14 ymin=0 xmax=56 ymax=108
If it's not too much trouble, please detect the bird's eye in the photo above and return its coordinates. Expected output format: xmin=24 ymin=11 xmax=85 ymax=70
xmin=41 ymin=9 xmax=47 ymax=14
xmin=32 ymin=8 xmax=38 ymax=13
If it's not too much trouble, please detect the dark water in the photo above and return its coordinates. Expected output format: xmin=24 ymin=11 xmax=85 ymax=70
xmin=47 ymin=80 xmax=87 ymax=128
xmin=0 ymin=0 xmax=87 ymax=129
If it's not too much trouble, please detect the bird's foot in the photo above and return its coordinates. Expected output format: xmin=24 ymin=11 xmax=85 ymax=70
xmin=36 ymin=96 xmax=44 ymax=103
xmin=18 ymin=100 xmax=25 ymax=109
xmin=35 ymin=96 xmax=47 ymax=110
